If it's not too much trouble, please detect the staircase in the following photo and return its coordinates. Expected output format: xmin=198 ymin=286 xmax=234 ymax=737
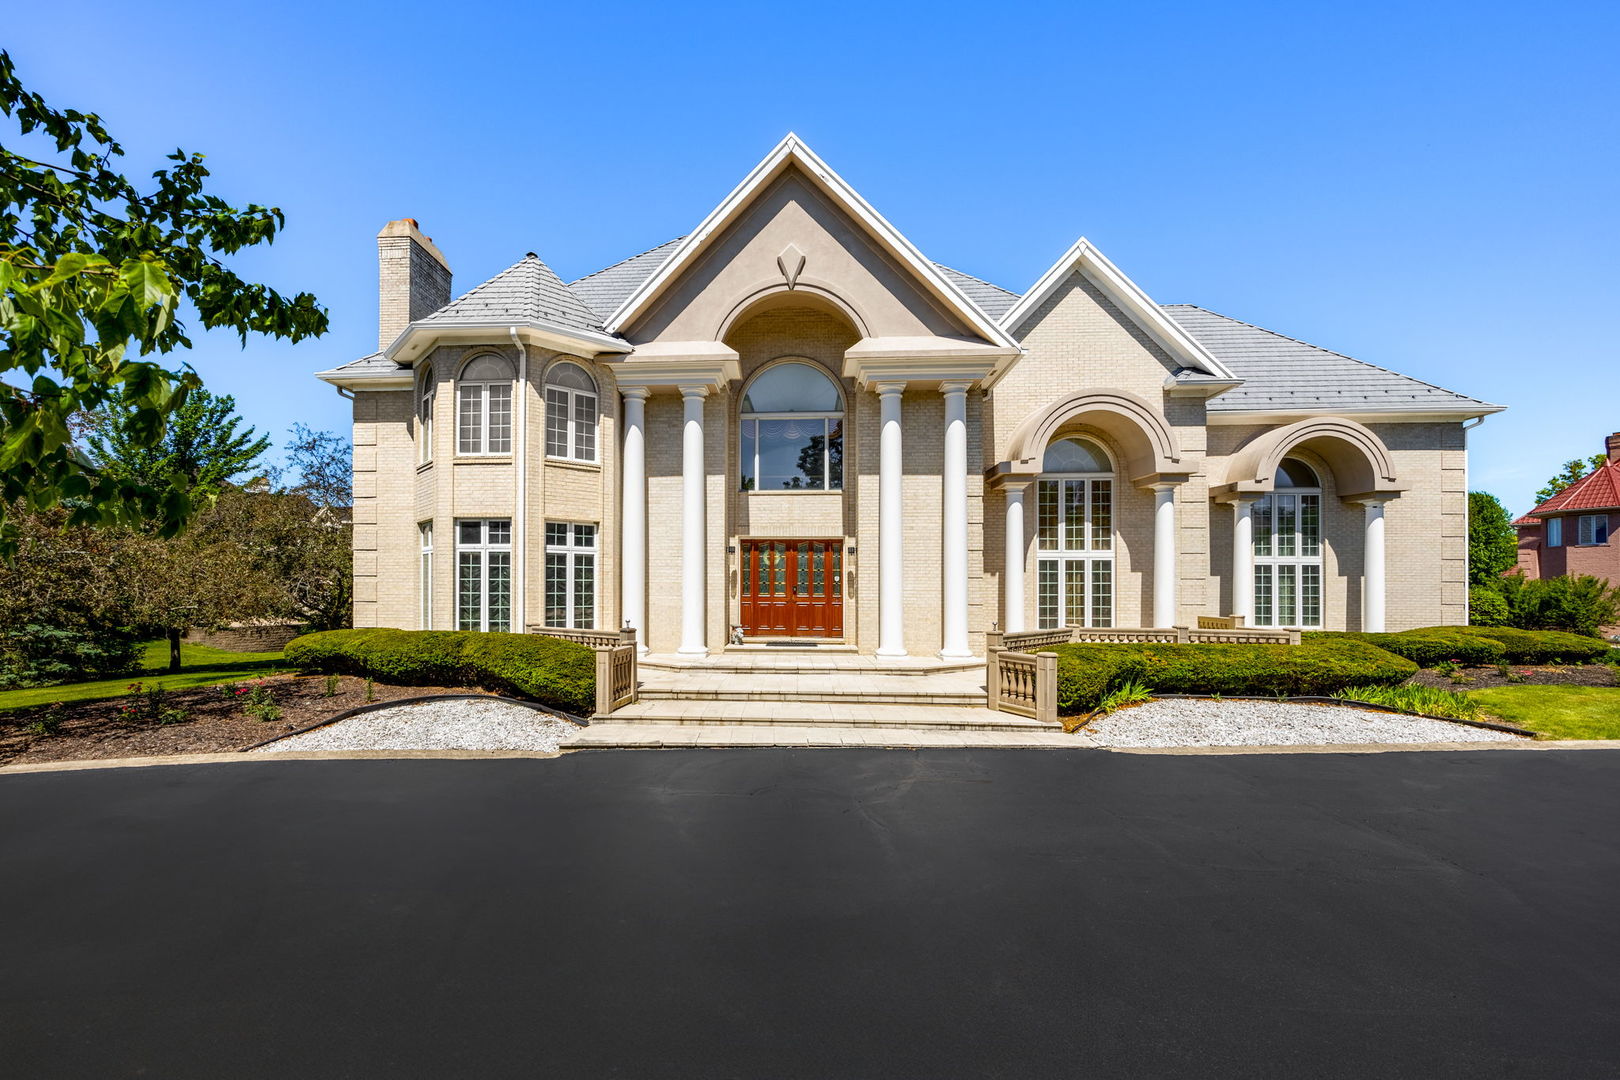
xmin=604 ymin=652 xmax=1061 ymax=733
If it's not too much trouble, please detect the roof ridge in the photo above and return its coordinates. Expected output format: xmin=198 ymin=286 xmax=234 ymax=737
xmin=1166 ymin=304 xmax=1497 ymax=406
xmin=1525 ymin=457 xmax=1620 ymax=515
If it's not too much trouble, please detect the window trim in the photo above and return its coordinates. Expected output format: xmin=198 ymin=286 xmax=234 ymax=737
xmin=1576 ymin=513 xmax=1610 ymax=546
xmin=418 ymin=521 xmax=434 ymax=629
xmin=416 ymin=368 xmax=435 ymax=466
xmin=1034 ymin=437 xmax=1115 ymax=630
xmin=455 ymin=518 xmax=512 ymax=632
xmin=738 ymin=360 xmax=845 ymax=493
xmin=1252 ymin=469 xmax=1324 ymax=629
xmin=1546 ymin=517 xmax=1563 ymax=547
xmin=456 ymin=354 xmax=515 ymax=458
xmin=543 ymin=360 xmax=599 ymax=465
xmin=543 ymin=521 xmax=598 ymax=630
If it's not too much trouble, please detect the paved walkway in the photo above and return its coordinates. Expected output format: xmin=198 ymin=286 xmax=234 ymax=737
xmin=571 ymin=720 xmax=1089 ymax=748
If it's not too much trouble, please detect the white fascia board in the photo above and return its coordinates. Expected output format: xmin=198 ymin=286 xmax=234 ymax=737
xmin=1206 ymin=405 xmax=1507 ymax=425
xmin=314 ymin=368 xmax=413 ymax=390
xmin=999 ymin=238 xmax=1237 ymax=382
xmin=603 ymin=133 xmax=1021 ymax=350
xmin=382 ymin=319 xmax=631 ymax=363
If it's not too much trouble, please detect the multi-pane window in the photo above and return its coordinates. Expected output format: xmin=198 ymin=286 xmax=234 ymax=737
xmin=544 ymin=362 xmax=598 ymax=463
xmin=456 ymin=519 xmax=511 ymax=632
xmin=457 ymin=355 xmax=514 ymax=456
xmin=1576 ymin=514 xmax=1610 ymax=546
xmin=739 ymin=362 xmax=843 ymax=491
xmin=418 ymin=522 xmax=434 ymax=629
xmin=1035 ymin=438 xmax=1113 ymax=629
xmin=1253 ymin=459 xmax=1323 ymax=628
xmin=416 ymin=369 xmax=435 ymax=465
xmin=543 ymin=523 xmax=597 ymax=629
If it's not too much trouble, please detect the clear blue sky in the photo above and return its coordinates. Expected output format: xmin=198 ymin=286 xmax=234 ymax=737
xmin=8 ymin=0 xmax=1617 ymax=515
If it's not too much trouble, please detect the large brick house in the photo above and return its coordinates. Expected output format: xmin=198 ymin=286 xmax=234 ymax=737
xmin=1514 ymin=434 xmax=1620 ymax=581
xmin=316 ymin=135 xmax=1502 ymax=657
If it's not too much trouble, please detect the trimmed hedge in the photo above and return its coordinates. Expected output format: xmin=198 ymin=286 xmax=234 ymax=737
xmin=1038 ymin=638 xmax=1417 ymax=715
xmin=1309 ymin=626 xmax=1612 ymax=667
xmin=285 ymin=629 xmax=596 ymax=715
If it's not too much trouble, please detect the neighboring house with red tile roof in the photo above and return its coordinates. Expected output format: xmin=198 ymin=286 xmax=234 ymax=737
xmin=1514 ymin=433 xmax=1620 ymax=581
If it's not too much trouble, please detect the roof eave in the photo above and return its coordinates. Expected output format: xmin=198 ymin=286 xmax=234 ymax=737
xmin=382 ymin=318 xmax=632 ymax=364
xmin=1206 ymin=403 xmax=1507 ymax=425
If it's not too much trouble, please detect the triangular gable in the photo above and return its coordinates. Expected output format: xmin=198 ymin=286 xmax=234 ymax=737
xmin=604 ymin=134 xmax=1020 ymax=350
xmin=1000 ymin=238 xmax=1237 ymax=381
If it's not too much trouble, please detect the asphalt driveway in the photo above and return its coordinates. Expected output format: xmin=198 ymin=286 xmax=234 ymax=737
xmin=3 ymin=748 xmax=1618 ymax=1079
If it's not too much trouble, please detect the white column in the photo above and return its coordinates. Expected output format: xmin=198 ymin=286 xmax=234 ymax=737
xmin=1231 ymin=496 xmax=1256 ymax=622
xmin=940 ymin=381 xmax=972 ymax=658
xmin=1003 ymin=481 xmax=1030 ymax=634
xmin=620 ymin=387 xmax=649 ymax=654
xmin=876 ymin=382 xmax=907 ymax=657
xmin=1152 ymin=484 xmax=1178 ymax=628
xmin=677 ymin=385 xmax=708 ymax=656
xmin=1363 ymin=499 xmax=1387 ymax=632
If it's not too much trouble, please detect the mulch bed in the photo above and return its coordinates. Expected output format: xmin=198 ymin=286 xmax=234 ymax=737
xmin=0 ymin=675 xmax=499 ymax=767
xmin=1408 ymin=664 xmax=1618 ymax=691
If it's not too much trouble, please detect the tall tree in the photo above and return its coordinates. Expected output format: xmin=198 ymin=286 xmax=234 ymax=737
xmin=0 ymin=50 xmax=326 ymax=556
xmin=1467 ymin=491 xmax=1518 ymax=586
xmin=1534 ymin=454 xmax=1607 ymax=505
xmin=86 ymin=386 xmax=270 ymax=494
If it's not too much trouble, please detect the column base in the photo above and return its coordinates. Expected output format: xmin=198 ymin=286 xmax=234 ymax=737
xmin=875 ymin=646 xmax=909 ymax=659
xmin=938 ymin=647 xmax=975 ymax=660
xmin=676 ymin=645 xmax=708 ymax=657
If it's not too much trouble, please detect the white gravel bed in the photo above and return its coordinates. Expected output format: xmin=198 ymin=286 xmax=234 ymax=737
xmin=1085 ymin=698 xmax=1522 ymax=748
xmin=257 ymin=698 xmax=579 ymax=753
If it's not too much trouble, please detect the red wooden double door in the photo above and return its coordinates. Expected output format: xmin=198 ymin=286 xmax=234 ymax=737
xmin=739 ymin=538 xmax=844 ymax=639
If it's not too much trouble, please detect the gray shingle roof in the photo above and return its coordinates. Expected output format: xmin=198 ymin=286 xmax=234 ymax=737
xmin=934 ymin=264 xmax=1020 ymax=321
xmin=568 ymin=238 xmax=685 ymax=322
xmin=1160 ymin=305 xmax=1499 ymax=415
xmin=314 ymin=351 xmax=407 ymax=380
xmin=420 ymin=253 xmax=609 ymax=336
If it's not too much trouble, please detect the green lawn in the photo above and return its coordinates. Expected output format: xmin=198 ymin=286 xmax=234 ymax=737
xmin=0 ymin=640 xmax=287 ymax=712
xmin=1470 ymin=685 xmax=1620 ymax=740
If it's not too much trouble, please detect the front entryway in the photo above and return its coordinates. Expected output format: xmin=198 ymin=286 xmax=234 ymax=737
xmin=738 ymin=538 xmax=844 ymax=638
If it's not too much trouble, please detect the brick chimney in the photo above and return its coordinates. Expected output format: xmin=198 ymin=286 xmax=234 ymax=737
xmin=377 ymin=219 xmax=452 ymax=352
xmin=1607 ymin=432 xmax=1620 ymax=464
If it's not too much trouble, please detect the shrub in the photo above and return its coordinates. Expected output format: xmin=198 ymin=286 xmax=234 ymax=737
xmin=1423 ymin=625 xmax=1611 ymax=665
xmin=1468 ymin=585 xmax=1511 ymax=627
xmin=286 ymin=629 xmax=596 ymax=715
xmin=1039 ymin=638 xmax=1416 ymax=715
xmin=0 ymin=623 xmax=143 ymax=689
xmin=1497 ymin=573 xmax=1620 ymax=637
xmin=1332 ymin=684 xmax=1481 ymax=722
xmin=1316 ymin=628 xmax=1506 ymax=668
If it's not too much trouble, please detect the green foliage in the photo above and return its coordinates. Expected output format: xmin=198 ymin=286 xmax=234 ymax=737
xmin=286 ymin=629 xmax=597 ymax=716
xmin=1095 ymin=680 xmax=1153 ymax=715
xmin=1470 ymin=686 xmax=1620 ymax=740
xmin=118 ymin=680 xmax=187 ymax=725
xmin=1469 ymin=584 xmax=1511 ymax=627
xmin=1321 ymin=628 xmax=1507 ymax=668
xmin=1534 ymin=454 xmax=1608 ymax=506
xmin=86 ymin=387 xmax=269 ymax=494
xmin=1493 ymin=574 xmax=1620 ymax=638
xmin=1332 ymin=684 xmax=1482 ymax=721
xmin=1039 ymin=638 xmax=1416 ymax=715
xmin=322 ymin=673 xmax=339 ymax=698
xmin=1467 ymin=492 xmax=1518 ymax=586
xmin=0 ymin=50 xmax=326 ymax=553
xmin=1430 ymin=625 xmax=1611 ymax=664
xmin=235 ymin=679 xmax=281 ymax=722
xmin=0 ymin=621 xmax=142 ymax=688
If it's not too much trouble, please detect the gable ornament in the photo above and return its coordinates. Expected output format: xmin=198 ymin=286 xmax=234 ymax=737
xmin=777 ymin=243 xmax=806 ymax=289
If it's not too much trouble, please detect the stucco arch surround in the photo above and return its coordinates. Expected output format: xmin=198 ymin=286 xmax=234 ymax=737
xmin=1219 ymin=416 xmax=1405 ymax=502
xmin=716 ymin=281 xmax=873 ymax=342
xmin=999 ymin=388 xmax=1185 ymax=486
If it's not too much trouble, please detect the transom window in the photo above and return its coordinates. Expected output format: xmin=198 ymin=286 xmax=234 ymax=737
xmin=458 ymin=355 xmax=514 ymax=456
xmin=544 ymin=522 xmax=597 ymax=629
xmin=545 ymin=361 xmax=598 ymax=463
xmin=1253 ymin=459 xmax=1323 ymax=628
xmin=739 ymin=361 xmax=843 ymax=491
xmin=1036 ymin=438 xmax=1113 ymax=629
xmin=456 ymin=519 xmax=511 ymax=632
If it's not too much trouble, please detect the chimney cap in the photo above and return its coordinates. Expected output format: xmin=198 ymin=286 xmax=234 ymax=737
xmin=377 ymin=218 xmax=450 ymax=273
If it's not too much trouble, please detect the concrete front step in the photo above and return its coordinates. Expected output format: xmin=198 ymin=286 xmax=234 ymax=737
xmin=604 ymin=700 xmax=1055 ymax=732
xmin=571 ymin=722 xmax=1089 ymax=749
xmin=639 ymin=653 xmax=986 ymax=677
xmin=635 ymin=671 xmax=987 ymax=707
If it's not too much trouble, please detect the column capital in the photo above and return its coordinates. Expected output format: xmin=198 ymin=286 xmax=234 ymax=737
xmin=620 ymin=385 xmax=652 ymax=401
xmin=1001 ymin=477 xmax=1035 ymax=495
xmin=871 ymin=380 xmax=908 ymax=398
xmin=677 ymin=383 xmax=711 ymax=401
xmin=939 ymin=379 xmax=973 ymax=396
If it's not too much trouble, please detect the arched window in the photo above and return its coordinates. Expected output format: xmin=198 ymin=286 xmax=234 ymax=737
xmin=544 ymin=361 xmax=598 ymax=463
xmin=739 ymin=362 xmax=843 ymax=491
xmin=457 ymin=355 xmax=514 ymax=456
xmin=1253 ymin=459 xmax=1323 ymax=628
xmin=1036 ymin=438 xmax=1113 ymax=629
xmin=416 ymin=367 xmax=436 ymax=465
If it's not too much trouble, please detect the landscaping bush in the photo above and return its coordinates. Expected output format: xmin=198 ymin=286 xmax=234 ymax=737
xmin=0 ymin=623 xmax=144 ymax=689
xmin=1038 ymin=638 xmax=1416 ymax=715
xmin=1468 ymin=585 xmax=1511 ymax=627
xmin=285 ymin=629 xmax=596 ymax=715
xmin=1415 ymin=625 xmax=1611 ymax=665
xmin=1492 ymin=573 xmax=1620 ymax=637
xmin=1316 ymin=628 xmax=1506 ymax=668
